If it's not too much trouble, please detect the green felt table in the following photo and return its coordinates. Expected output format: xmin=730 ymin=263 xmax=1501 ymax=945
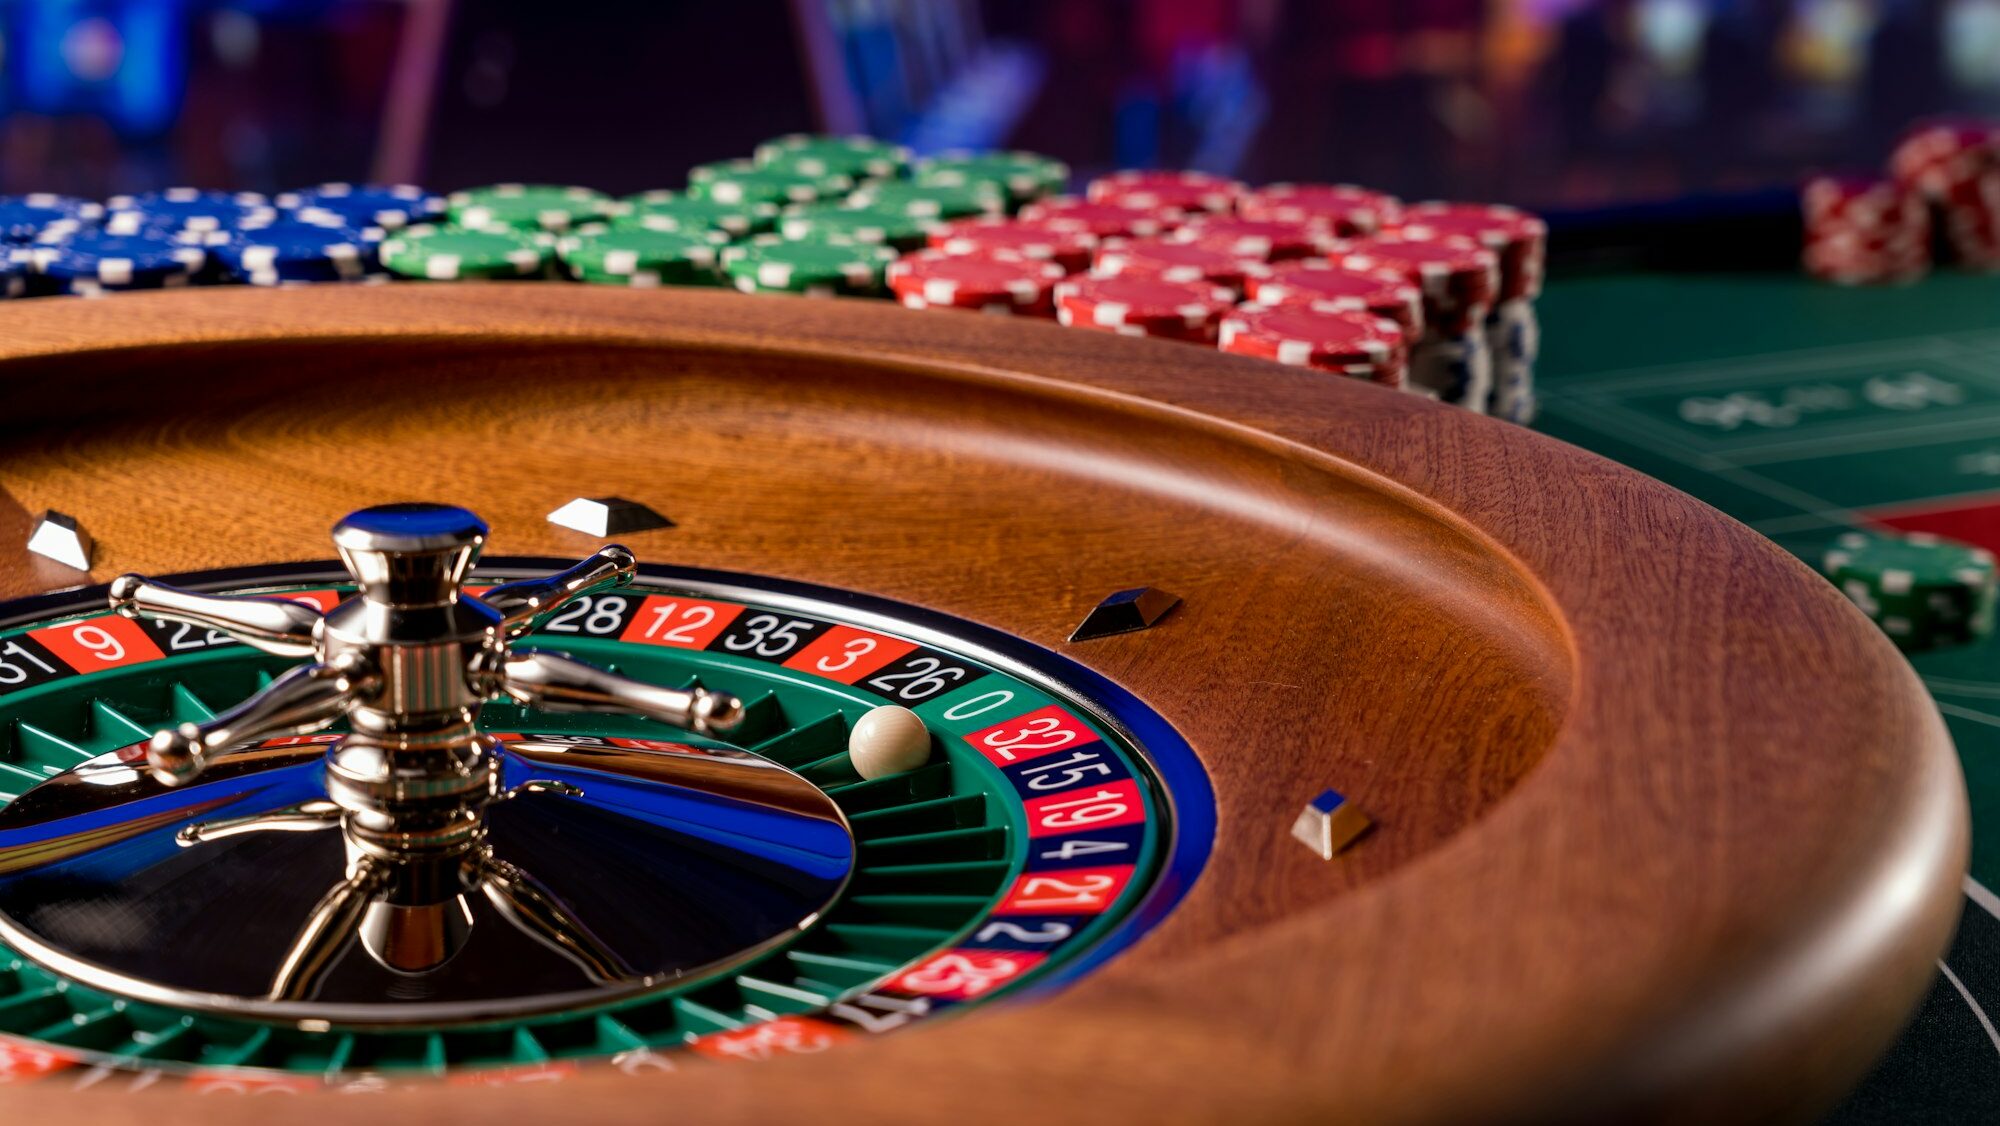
xmin=1537 ymin=271 xmax=2000 ymax=1123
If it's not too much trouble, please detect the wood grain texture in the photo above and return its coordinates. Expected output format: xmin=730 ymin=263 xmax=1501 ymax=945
xmin=0 ymin=285 xmax=1968 ymax=1125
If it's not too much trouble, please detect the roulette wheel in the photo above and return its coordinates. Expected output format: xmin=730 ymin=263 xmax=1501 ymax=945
xmin=0 ymin=284 xmax=1967 ymax=1124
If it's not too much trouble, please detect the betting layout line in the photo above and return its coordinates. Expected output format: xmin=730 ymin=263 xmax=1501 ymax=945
xmin=1931 ymin=679 xmax=2000 ymax=702
xmin=1720 ymin=408 xmax=2000 ymax=467
xmin=1969 ymin=875 xmax=2000 ymax=921
xmin=1545 ymin=333 xmax=1975 ymax=395
xmin=1938 ymin=961 xmax=2000 ymax=1060
xmin=1938 ymin=701 xmax=2000 ymax=728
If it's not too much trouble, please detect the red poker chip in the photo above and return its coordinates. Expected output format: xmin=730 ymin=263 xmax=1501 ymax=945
xmin=1338 ymin=231 xmax=1499 ymax=333
xmin=928 ymin=217 xmax=1096 ymax=274
xmin=1086 ymin=170 xmax=1244 ymax=215
xmin=1801 ymin=175 xmax=1926 ymax=223
xmin=1241 ymin=259 xmax=1424 ymax=340
xmin=1018 ymin=196 xmax=1183 ymax=239
xmin=888 ymin=249 xmax=1066 ymax=316
xmin=1091 ymin=236 xmax=1260 ymax=291
xmin=1167 ymin=215 xmax=1340 ymax=261
xmin=1891 ymin=120 xmax=2000 ymax=197
xmin=1219 ymin=305 xmax=1406 ymax=379
xmin=1392 ymin=202 xmax=1548 ymax=301
xmin=1054 ymin=274 xmax=1236 ymax=341
xmin=1236 ymin=183 xmax=1400 ymax=236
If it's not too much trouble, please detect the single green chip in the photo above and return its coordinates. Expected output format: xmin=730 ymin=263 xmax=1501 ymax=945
xmin=719 ymin=234 xmax=897 ymax=295
xmin=614 ymin=191 xmax=779 ymax=238
xmin=842 ymin=180 xmax=1005 ymax=221
xmin=753 ymin=133 xmax=912 ymax=180
xmin=446 ymin=184 xmax=610 ymax=233
xmin=557 ymin=226 xmax=729 ymax=286
xmin=1822 ymin=530 xmax=1998 ymax=650
xmin=914 ymin=150 xmax=1069 ymax=203
xmin=777 ymin=202 xmax=934 ymax=250
xmin=378 ymin=225 xmax=552 ymax=280
xmin=688 ymin=160 xmax=836 ymax=208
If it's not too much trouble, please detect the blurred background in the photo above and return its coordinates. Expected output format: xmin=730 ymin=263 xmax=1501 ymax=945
xmin=2 ymin=0 xmax=1998 ymax=208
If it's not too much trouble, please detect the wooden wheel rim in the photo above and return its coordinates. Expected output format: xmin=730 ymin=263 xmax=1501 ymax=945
xmin=0 ymin=286 xmax=1967 ymax=1125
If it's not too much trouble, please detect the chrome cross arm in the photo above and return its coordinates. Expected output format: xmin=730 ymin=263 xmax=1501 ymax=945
xmin=478 ymin=546 xmax=637 ymax=636
xmin=497 ymin=649 xmax=746 ymax=738
xmin=141 ymin=655 xmax=377 ymax=786
xmin=176 ymin=800 xmax=343 ymax=846
xmin=108 ymin=574 xmax=322 ymax=658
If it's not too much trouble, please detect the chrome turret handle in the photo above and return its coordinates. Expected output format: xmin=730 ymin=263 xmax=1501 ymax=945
xmin=138 ymin=655 xmax=376 ymax=785
xmin=108 ymin=575 xmax=321 ymax=657
xmin=108 ymin=503 xmax=745 ymax=791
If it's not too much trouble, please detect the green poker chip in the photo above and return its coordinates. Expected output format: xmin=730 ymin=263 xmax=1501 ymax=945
xmin=378 ymin=225 xmax=551 ymax=280
xmin=915 ymin=149 xmax=1069 ymax=204
xmin=719 ymin=234 xmax=896 ymax=296
xmin=1822 ymin=530 xmax=1998 ymax=650
xmin=777 ymin=202 xmax=935 ymax=251
xmin=843 ymin=179 xmax=1005 ymax=221
xmin=557 ymin=225 xmax=729 ymax=286
xmin=446 ymin=183 xmax=610 ymax=233
xmin=753 ymin=133 xmax=912 ymax=181
xmin=687 ymin=159 xmax=843 ymax=207
xmin=614 ymin=191 xmax=778 ymax=238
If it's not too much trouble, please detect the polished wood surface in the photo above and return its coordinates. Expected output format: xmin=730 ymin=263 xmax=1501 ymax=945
xmin=0 ymin=286 xmax=1968 ymax=1124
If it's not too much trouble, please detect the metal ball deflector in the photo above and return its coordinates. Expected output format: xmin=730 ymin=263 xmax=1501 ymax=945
xmin=0 ymin=504 xmax=856 ymax=1027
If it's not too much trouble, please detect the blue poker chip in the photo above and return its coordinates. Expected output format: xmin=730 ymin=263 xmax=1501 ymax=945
xmin=276 ymin=182 xmax=444 ymax=231
xmin=1487 ymin=298 xmax=1540 ymax=366
xmin=1411 ymin=330 xmax=1494 ymax=412
xmin=0 ymin=194 xmax=104 ymax=243
xmin=104 ymin=187 xmax=275 ymax=235
xmin=17 ymin=229 xmax=207 ymax=295
xmin=200 ymin=218 xmax=385 ymax=285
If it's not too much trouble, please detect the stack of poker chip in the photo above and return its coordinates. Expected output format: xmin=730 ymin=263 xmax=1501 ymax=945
xmin=1394 ymin=202 xmax=1549 ymax=422
xmin=0 ymin=194 xmax=104 ymax=244
xmin=1091 ymin=236 xmax=1261 ymax=295
xmin=613 ymin=192 xmax=779 ymax=240
xmin=927 ymin=216 xmax=1098 ymax=273
xmin=689 ymin=159 xmax=836 ymax=209
xmin=196 ymin=214 xmax=388 ymax=286
xmin=0 ymin=194 xmax=107 ymax=295
xmin=1086 ymin=169 xmax=1244 ymax=215
xmin=755 ymin=134 xmax=913 ymax=184
xmin=917 ymin=150 xmax=1069 ymax=207
xmin=378 ymin=225 xmax=552 ymax=281
xmin=1054 ymin=274 xmax=1236 ymax=343
xmin=1236 ymin=183 xmax=1399 ymax=236
xmin=888 ymin=249 xmax=1065 ymax=316
xmin=1167 ymin=214 xmax=1341 ymax=262
xmin=447 ymin=184 xmax=613 ymax=235
xmin=104 ymin=187 xmax=275 ymax=236
xmin=1219 ymin=305 xmax=1409 ymax=388
xmin=1798 ymin=175 xmax=1931 ymax=286
xmin=1241 ymin=259 xmax=1424 ymax=342
xmin=557 ymin=225 xmax=729 ymax=287
xmin=845 ymin=179 xmax=1005 ymax=222
xmin=1018 ymin=196 xmax=1180 ymax=240
xmin=1822 ymin=530 xmax=1998 ymax=651
xmin=1890 ymin=120 xmax=2000 ymax=270
xmin=778 ymin=202 xmax=935 ymax=252
xmin=1339 ymin=230 xmax=1501 ymax=412
xmin=720 ymin=234 xmax=896 ymax=297
xmin=13 ymin=229 xmax=207 ymax=296
xmin=276 ymin=182 xmax=445 ymax=232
